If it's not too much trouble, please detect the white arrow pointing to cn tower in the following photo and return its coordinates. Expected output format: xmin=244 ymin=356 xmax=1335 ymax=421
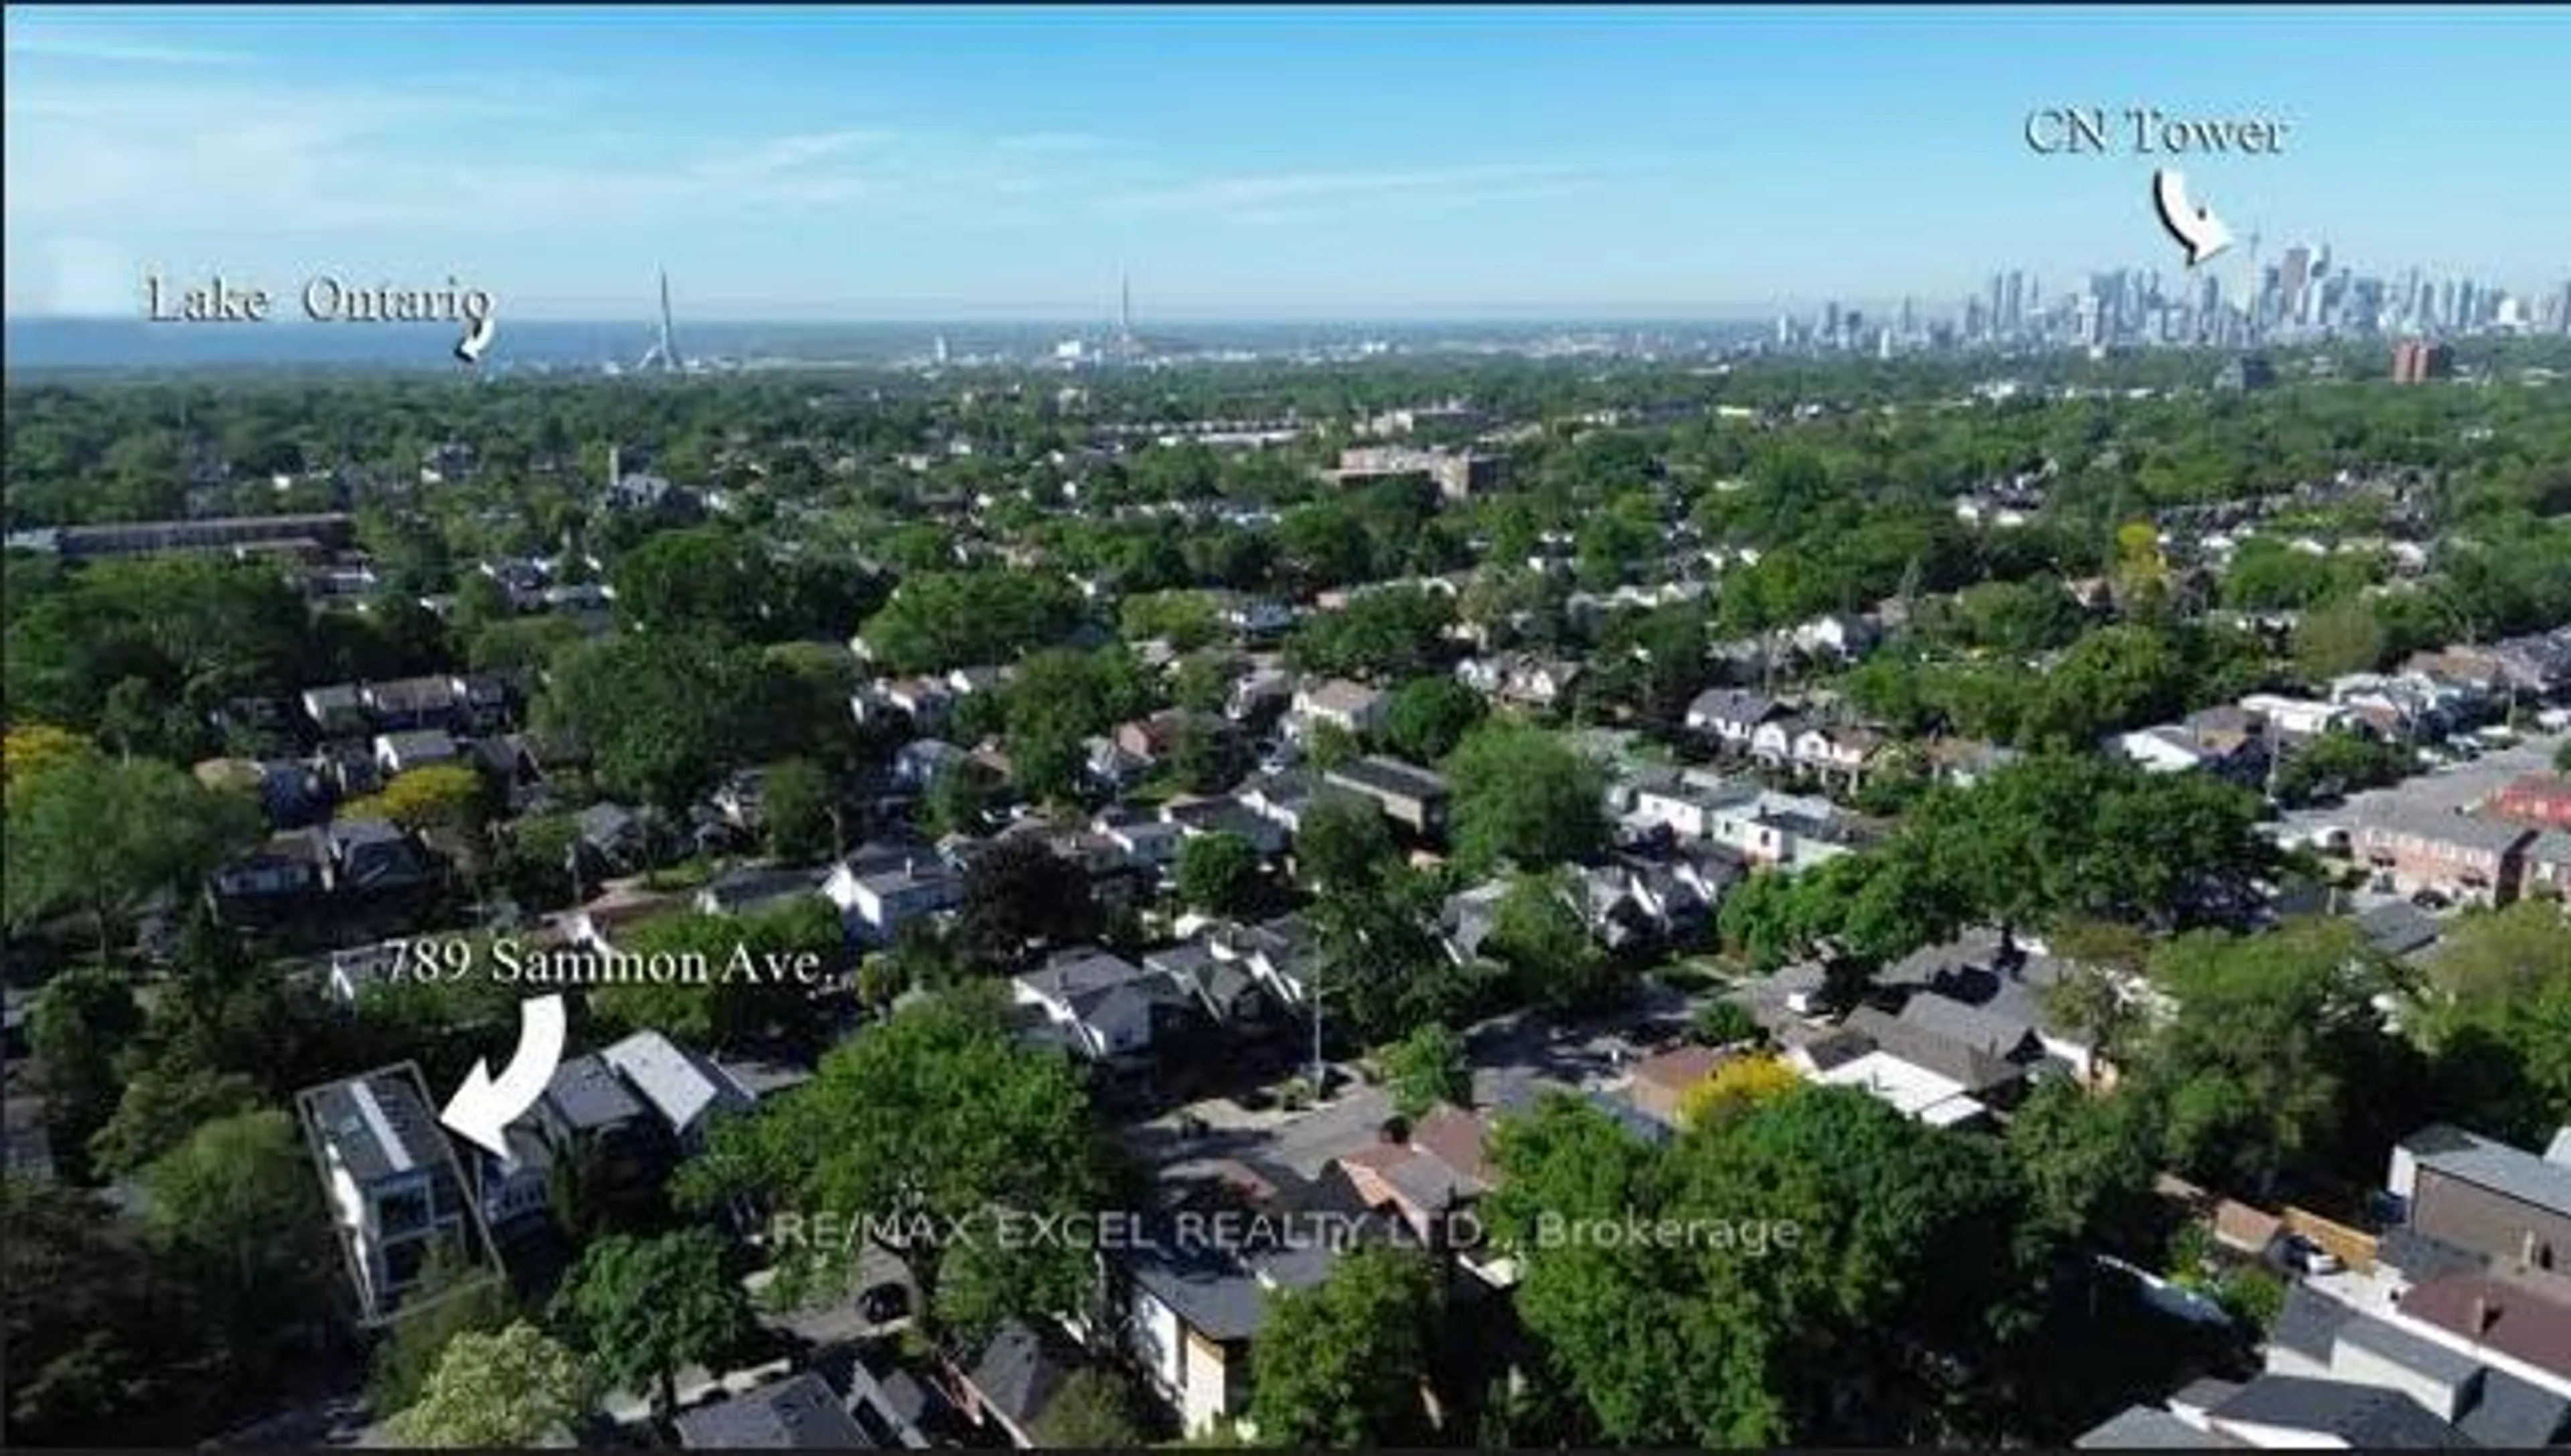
xmin=440 ymin=993 xmax=566 ymax=1157
xmin=2152 ymin=169 xmax=2234 ymax=267
xmin=454 ymin=311 xmax=497 ymax=365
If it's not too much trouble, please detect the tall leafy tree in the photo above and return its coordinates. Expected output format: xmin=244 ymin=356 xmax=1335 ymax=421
xmin=1033 ymin=1367 xmax=1155 ymax=1448
xmin=1442 ymin=724 xmax=1609 ymax=875
xmin=369 ymin=1242 xmax=516 ymax=1419
xmin=2133 ymin=920 xmax=2420 ymax=1195
xmin=86 ymin=1065 xmax=264 ymax=1178
xmin=1487 ymin=870 xmax=1617 ymax=1010
xmin=1383 ymin=1021 xmax=1472 ymax=1121
xmin=26 ymin=966 xmax=145 ymax=1184
xmin=1314 ymin=866 xmax=1478 ymax=1044
xmin=2004 ymin=1079 xmax=2166 ymax=1257
xmin=676 ymin=985 xmax=1125 ymax=1344
xmin=139 ymin=1110 xmax=339 ymax=1393
xmin=1296 ymin=792 xmax=1398 ymax=895
xmin=2 ymin=1179 xmax=202 ymax=1446
xmin=587 ymin=899 xmax=844 ymax=1055
xmin=4 ymin=752 xmax=261 ymax=955
xmin=1486 ymin=1086 xmax=2051 ymax=1447
xmin=1249 ymin=1244 xmax=1445 ymax=1447
xmin=1381 ymin=675 xmax=1488 ymax=764
xmin=953 ymin=836 xmax=1099 ymax=971
xmin=611 ymin=525 xmax=775 ymax=639
xmin=540 ymin=631 xmax=801 ymax=814
xmin=2412 ymin=901 xmax=2571 ymax=1146
xmin=1175 ymin=830 xmax=1267 ymax=918
xmin=554 ymin=1229 xmax=757 ymax=1420
xmin=759 ymin=756 xmax=840 ymax=862
xmin=387 ymin=1321 xmax=599 ymax=1448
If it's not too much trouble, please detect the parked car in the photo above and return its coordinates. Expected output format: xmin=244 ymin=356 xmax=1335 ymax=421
xmin=2282 ymin=1235 xmax=2344 ymax=1276
xmin=860 ymin=1283 xmax=911 ymax=1325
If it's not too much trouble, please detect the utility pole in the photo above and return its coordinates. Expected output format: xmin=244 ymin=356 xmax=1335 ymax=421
xmin=1309 ymin=967 xmax=1326 ymax=1098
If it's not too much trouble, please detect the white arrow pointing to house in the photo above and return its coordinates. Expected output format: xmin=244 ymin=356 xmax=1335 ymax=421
xmin=440 ymin=993 xmax=566 ymax=1157
xmin=2151 ymin=169 xmax=2234 ymax=267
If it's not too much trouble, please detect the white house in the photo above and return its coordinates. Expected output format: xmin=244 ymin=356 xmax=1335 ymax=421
xmin=2239 ymin=693 xmax=2357 ymax=740
xmin=1290 ymin=678 xmax=1389 ymax=738
xmin=1010 ymin=951 xmax=1176 ymax=1061
xmin=1791 ymin=724 xmax=1886 ymax=783
xmin=2115 ymin=727 xmax=2218 ymax=775
xmin=1749 ymin=717 xmax=1804 ymax=769
xmin=1683 ymin=690 xmax=1788 ymax=750
xmin=826 ymin=855 xmax=963 ymax=945
xmin=374 ymin=729 xmax=462 ymax=777
xmin=1625 ymin=772 xmax=1754 ymax=841
xmin=1789 ymin=614 xmax=1879 ymax=661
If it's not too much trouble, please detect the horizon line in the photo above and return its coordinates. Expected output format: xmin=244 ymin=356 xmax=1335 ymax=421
xmin=7 ymin=311 xmax=1792 ymax=327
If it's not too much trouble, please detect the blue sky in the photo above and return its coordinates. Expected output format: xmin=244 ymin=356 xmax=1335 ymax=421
xmin=4 ymin=5 xmax=2563 ymax=321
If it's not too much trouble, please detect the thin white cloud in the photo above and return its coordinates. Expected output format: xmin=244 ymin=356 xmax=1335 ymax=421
xmin=994 ymin=131 xmax=1115 ymax=154
xmin=1110 ymin=162 xmax=1589 ymax=220
xmin=2 ymin=25 xmax=252 ymax=67
xmin=716 ymin=129 xmax=900 ymax=178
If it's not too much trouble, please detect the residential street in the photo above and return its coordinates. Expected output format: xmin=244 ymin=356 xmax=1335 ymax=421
xmin=2277 ymin=728 xmax=2565 ymax=845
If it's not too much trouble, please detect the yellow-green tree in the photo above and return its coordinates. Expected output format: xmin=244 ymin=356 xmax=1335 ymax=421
xmin=2 ymin=723 xmax=97 ymax=807
xmin=2112 ymin=520 xmax=2170 ymax=601
xmin=1675 ymin=1054 xmax=1800 ymax=1129
xmin=342 ymin=763 xmax=491 ymax=837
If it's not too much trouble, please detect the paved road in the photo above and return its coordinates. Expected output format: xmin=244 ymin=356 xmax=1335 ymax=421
xmin=2276 ymin=728 xmax=2565 ymax=845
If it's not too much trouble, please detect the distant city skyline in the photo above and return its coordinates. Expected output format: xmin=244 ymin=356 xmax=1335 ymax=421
xmin=5 ymin=5 xmax=2566 ymax=321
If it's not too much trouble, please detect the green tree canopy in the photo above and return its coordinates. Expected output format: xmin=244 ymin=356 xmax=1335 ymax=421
xmin=387 ymin=1321 xmax=599 ymax=1448
xmin=539 ymin=631 xmax=807 ymax=814
xmin=2132 ymin=919 xmax=2422 ymax=1196
xmin=554 ymin=1228 xmax=757 ymax=1419
xmin=676 ymin=985 xmax=1124 ymax=1344
xmin=759 ymin=756 xmax=840 ymax=862
xmin=589 ymin=898 xmax=844 ymax=1054
xmin=1383 ymin=1021 xmax=1472 ymax=1121
xmin=1442 ymin=723 xmax=1609 ymax=875
xmin=139 ymin=1109 xmax=340 ymax=1392
xmin=1381 ymin=673 xmax=1488 ymax=764
xmin=1175 ymin=830 xmax=1267 ymax=918
xmin=1488 ymin=869 xmax=1617 ymax=1011
xmin=1248 ymin=1244 xmax=1445 ymax=1447
xmin=5 ymin=752 xmax=261 ymax=955
xmin=1485 ymin=1085 xmax=2051 ymax=1447
xmin=858 ymin=570 xmax=1083 ymax=675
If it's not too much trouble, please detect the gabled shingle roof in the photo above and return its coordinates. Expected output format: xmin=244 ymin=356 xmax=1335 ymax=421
xmin=1839 ymin=1005 xmax=2025 ymax=1095
xmin=2458 ymin=1367 xmax=2571 ymax=1448
xmin=541 ymin=1052 xmax=649 ymax=1134
xmin=2406 ymin=1123 xmax=2571 ymax=1217
xmin=2207 ymin=1374 xmax=2471 ymax=1447
xmin=963 ymin=1319 xmax=1080 ymax=1431
xmin=674 ymin=1372 xmax=871 ymax=1449
xmin=2074 ymin=1405 xmax=2231 ymax=1449
xmin=1895 ymin=989 xmax=2040 ymax=1060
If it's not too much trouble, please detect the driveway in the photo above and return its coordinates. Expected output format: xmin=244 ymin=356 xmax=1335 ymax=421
xmin=748 ymin=1242 xmax=918 ymax=1351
